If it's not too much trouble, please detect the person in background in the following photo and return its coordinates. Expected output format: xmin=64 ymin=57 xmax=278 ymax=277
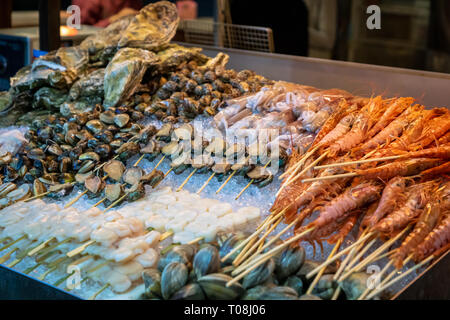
xmin=228 ymin=0 xmax=309 ymax=56
xmin=72 ymin=0 xmax=143 ymax=27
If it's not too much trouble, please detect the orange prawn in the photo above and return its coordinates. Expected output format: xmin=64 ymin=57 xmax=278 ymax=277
xmin=413 ymin=214 xmax=450 ymax=262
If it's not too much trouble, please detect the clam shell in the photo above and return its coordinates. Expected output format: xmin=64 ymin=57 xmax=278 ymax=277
xmin=258 ymin=286 xmax=298 ymax=300
xmin=242 ymin=258 xmax=275 ymax=289
xmin=339 ymin=272 xmax=371 ymax=300
xmin=193 ymin=245 xmax=220 ymax=279
xmin=143 ymin=268 xmax=162 ymax=299
xmin=33 ymin=179 xmax=47 ymax=196
xmin=114 ymin=113 xmax=130 ymax=128
xmin=170 ymin=283 xmax=205 ymax=300
xmin=84 ymin=176 xmax=104 ymax=194
xmin=197 ymin=273 xmax=245 ymax=300
xmin=161 ymin=262 xmax=188 ymax=300
xmin=275 ymin=246 xmax=305 ymax=280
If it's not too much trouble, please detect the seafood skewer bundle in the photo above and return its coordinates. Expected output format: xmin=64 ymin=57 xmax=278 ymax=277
xmin=0 ymin=186 xmax=261 ymax=298
xmin=226 ymin=95 xmax=450 ymax=299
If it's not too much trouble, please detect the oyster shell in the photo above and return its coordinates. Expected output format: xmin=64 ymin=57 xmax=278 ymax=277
xmin=103 ymin=48 xmax=159 ymax=108
xmin=118 ymin=1 xmax=179 ymax=50
xmin=69 ymin=69 xmax=105 ymax=101
xmin=32 ymin=87 xmax=67 ymax=109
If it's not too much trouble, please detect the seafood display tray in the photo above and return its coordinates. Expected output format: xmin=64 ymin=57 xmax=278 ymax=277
xmin=1 ymin=45 xmax=450 ymax=300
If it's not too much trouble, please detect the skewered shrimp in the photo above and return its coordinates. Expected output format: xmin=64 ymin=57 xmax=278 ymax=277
xmin=394 ymin=201 xmax=441 ymax=268
xmin=328 ymin=213 xmax=359 ymax=244
xmin=317 ymin=114 xmax=355 ymax=149
xmin=409 ymin=112 xmax=450 ymax=150
xmin=413 ymin=214 xmax=450 ymax=262
xmin=420 ymin=162 xmax=450 ymax=182
xmin=366 ymin=97 xmax=414 ymax=139
xmin=308 ymin=182 xmax=382 ymax=229
xmin=361 ymin=177 xmax=407 ymax=229
xmin=329 ymin=112 xmax=370 ymax=157
xmin=374 ymin=183 xmax=434 ymax=235
xmin=355 ymin=158 xmax=444 ymax=181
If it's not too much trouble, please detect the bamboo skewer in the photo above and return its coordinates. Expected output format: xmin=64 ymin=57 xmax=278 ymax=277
xmin=342 ymin=238 xmax=377 ymax=272
xmin=233 ymin=216 xmax=283 ymax=267
xmin=0 ymin=247 xmax=19 ymax=264
xmin=196 ymin=172 xmax=215 ymax=194
xmin=357 ymin=258 xmax=395 ymax=300
xmin=89 ymin=283 xmax=110 ymax=300
xmin=235 ymin=160 xmax=272 ymax=200
xmin=177 ymin=168 xmax=198 ymax=192
xmin=314 ymin=155 xmax=403 ymax=170
xmin=216 ymin=170 xmax=236 ymax=194
xmin=305 ymin=231 xmax=375 ymax=279
xmin=66 ymin=240 xmax=95 ymax=258
xmin=23 ymin=251 xmax=57 ymax=274
xmin=281 ymin=151 xmax=330 ymax=192
xmin=338 ymin=227 xmax=410 ymax=282
xmin=365 ymin=255 xmax=433 ymax=300
xmin=306 ymin=239 xmax=342 ymax=295
xmin=302 ymin=172 xmax=358 ymax=183
xmin=228 ymin=227 xmax=315 ymax=285
xmin=0 ymin=235 xmax=26 ymax=253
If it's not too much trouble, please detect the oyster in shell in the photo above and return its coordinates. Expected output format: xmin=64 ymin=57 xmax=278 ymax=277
xmin=80 ymin=15 xmax=134 ymax=66
xmin=33 ymin=87 xmax=67 ymax=109
xmin=69 ymin=68 xmax=105 ymax=101
xmin=118 ymin=1 xmax=179 ymax=50
xmin=103 ymin=48 xmax=159 ymax=108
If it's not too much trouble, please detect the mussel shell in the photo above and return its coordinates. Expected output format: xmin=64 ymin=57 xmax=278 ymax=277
xmin=193 ymin=244 xmax=221 ymax=279
xmin=142 ymin=268 xmax=162 ymax=299
xmin=283 ymin=276 xmax=304 ymax=296
xmin=78 ymin=160 xmax=95 ymax=174
xmin=258 ymin=286 xmax=298 ymax=300
xmin=339 ymin=272 xmax=371 ymax=300
xmin=27 ymin=148 xmax=45 ymax=160
xmin=86 ymin=120 xmax=105 ymax=134
xmin=103 ymin=160 xmax=125 ymax=181
xmin=242 ymin=285 xmax=271 ymax=300
xmin=7 ymin=184 xmax=31 ymax=202
xmin=59 ymin=157 xmax=72 ymax=173
xmin=170 ymin=283 xmax=205 ymax=300
xmin=0 ymin=182 xmax=17 ymax=198
xmin=297 ymin=260 xmax=338 ymax=281
xmin=275 ymin=246 xmax=305 ymax=280
xmin=47 ymin=144 xmax=63 ymax=156
xmin=161 ymin=262 xmax=188 ymax=300
xmin=197 ymin=273 xmax=245 ymax=300
xmin=298 ymin=294 xmax=322 ymax=300
xmin=311 ymin=274 xmax=337 ymax=300
xmin=243 ymin=258 xmax=275 ymax=289
xmin=158 ymin=244 xmax=197 ymax=271
xmin=79 ymin=152 xmax=100 ymax=162
xmin=218 ymin=232 xmax=247 ymax=265
xmin=32 ymin=179 xmax=47 ymax=196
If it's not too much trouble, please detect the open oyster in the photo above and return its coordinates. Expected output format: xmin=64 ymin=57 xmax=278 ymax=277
xmin=118 ymin=1 xmax=179 ymax=50
xmin=103 ymin=48 xmax=159 ymax=108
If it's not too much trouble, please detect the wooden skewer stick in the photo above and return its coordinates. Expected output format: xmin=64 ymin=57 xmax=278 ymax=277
xmin=23 ymin=251 xmax=58 ymax=274
xmin=177 ymin=168 xmax=198 ymax=192
xmin=38 ymin=257 xmax=70 ymax=281
xmin=228 ymin=227 xmax=315 ymax=284
xmin=365 ymin=255 xmax=433 ymax=300
xmin=196 ymin=172 xmax=215 ymax=194
xmin=221 ymin=214 xmax=276 ymax=263
xmin=0 ymin=247 xmax=19 ymax=264
xmin=24 ymin=191 xmax=52 ymax=202
xmin=36 ymin=238 xmax=72 ymax=260
xmin=235 ymin=160 xmax=271 ymax=200
xmin=279 ymin=145 xmax=319 ymax=180
xmin=338 ymin=226 xmax=410 ymax=282
xmin=305 ymin=231 xmax=375 ymax=279
xmin=216 ymin=170 xmax=236 ymax=194
xmin=357 ymin=258 xmax=395 ymax=300
xmin=233 ymin=216 xmax=283 ymax=267
xmin=89 ymin=283 xmax=110 ymax=300
xmin=235 ymin=179 xmax=253 ymax=200
xmin=237 ymin=215 xmax=302 ymax=270
xmin=66 ymin=240 xmax=95 ymax=258
xmin=159 ymin=230 xmax=174 ymax=241
xmin=342 ymin=238 xmax=377 ymax=272
xmin=314 ymin=155 xmax=402 ymax=170
xmin=91 ymin=197 xmax=106 ymax=208
xmin=306 ymin=239 xmax=342 ymax=295
xmin=333 ymin=230 xmax=370 ymax=281
xmin=302 ymin=172 xmax=358 ymax=183
xmin=53 ymin=270 xmax=75 ymax=287
xmin=0 ymin=235 xmax=26 ymax=253
xmin=187 ymin=236 xmax=204 ymax=245
xmin=281 ymin=151 xmax=330 ymax=192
